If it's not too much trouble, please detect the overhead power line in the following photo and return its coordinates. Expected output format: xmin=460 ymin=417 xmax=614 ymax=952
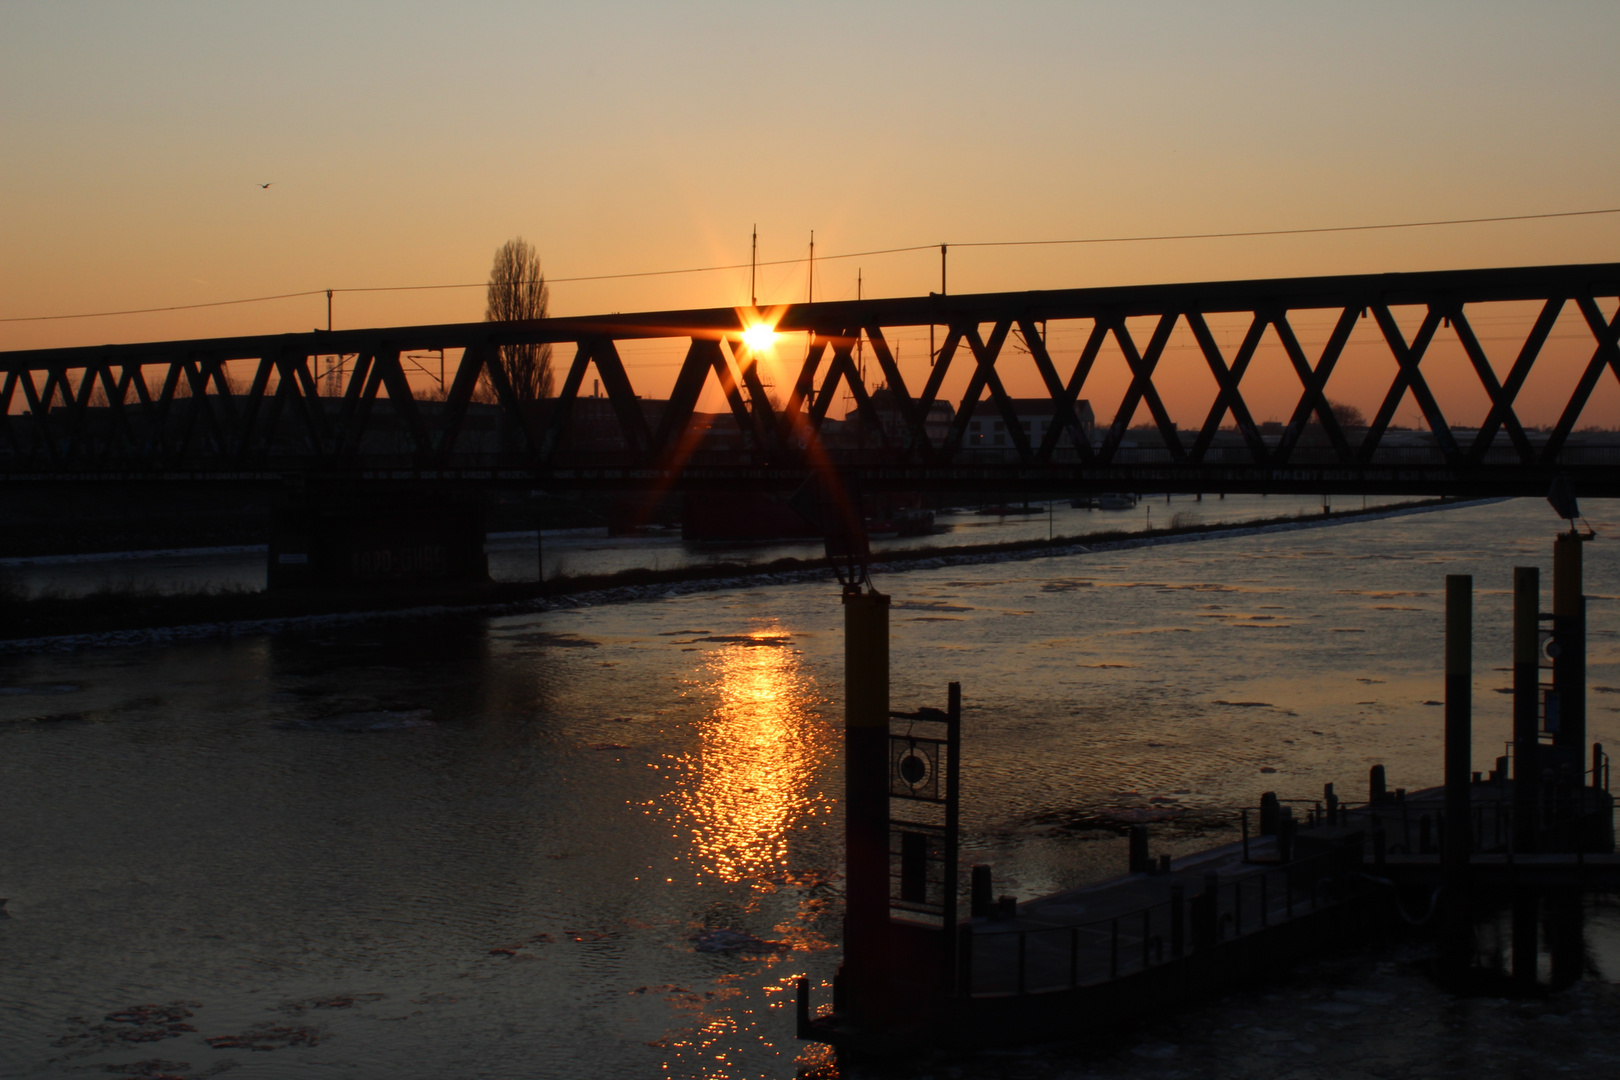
xmin=3 ymin=205 xmax=1618 ymax=325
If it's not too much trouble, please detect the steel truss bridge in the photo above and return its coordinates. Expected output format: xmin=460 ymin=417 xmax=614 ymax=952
xmin=4 ymin=261 xmax=1620 ymax=497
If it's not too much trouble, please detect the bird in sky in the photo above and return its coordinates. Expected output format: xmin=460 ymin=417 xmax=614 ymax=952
xmin=258 ymin=182 xmax=273 ymax=189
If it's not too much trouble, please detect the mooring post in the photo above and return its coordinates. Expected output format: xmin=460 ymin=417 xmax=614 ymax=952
xmin=795 ymin=976 xmax=811 ymax=1037
xmin=1553 ymin=534 xmax=1586 ymax=759
xmin=1549 ymin=887 xmax=1585 ymax=990
xmin=1514 ymin=566 xmax=1541 ymax=851
xmin=1129 ymin=824 xmax=1150 ymax=873
xmin=842 ymin=587 xmax=891 ymax=1022
xmin=1369 ymin=764 xmax=1386 ymax=805
xmin=1259 ymin=791 xmax=1279 ymax=835
xmin=1444 ymin=576 xmax=1475 ymax=863
xmin=1442 ymin=574 xmax=1474 ymax=965
xmin=1512 ymin=888 xmax=1538 ymax=987
xmin=970 ymin=865 xmax=992 ymax=917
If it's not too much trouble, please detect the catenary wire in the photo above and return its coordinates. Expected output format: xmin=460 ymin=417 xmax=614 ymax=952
xmin=3 ymin=206 xmax=1618 ymax=325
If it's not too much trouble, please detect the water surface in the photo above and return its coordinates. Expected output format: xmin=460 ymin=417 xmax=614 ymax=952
xmin=1 ymin=497 xmax=1615 ymax=1078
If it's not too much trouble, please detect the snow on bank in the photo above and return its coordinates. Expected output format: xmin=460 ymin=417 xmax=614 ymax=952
xmin=0 ymin=544 xmax=267 ymax=567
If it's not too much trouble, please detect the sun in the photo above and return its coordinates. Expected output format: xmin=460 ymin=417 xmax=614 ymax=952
xmin=741 ymin=322 xmax=776 ymax=353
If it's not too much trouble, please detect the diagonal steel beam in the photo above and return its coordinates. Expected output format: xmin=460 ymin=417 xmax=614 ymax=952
xmin=706 ymin=335 xmax=762 ymax=455
xmin=1543 ymin=297 xmax=1620 ymax=463
xmin=1467 ymin=298 xmax=1561 ymax=465
xmin=860 ymin=325 xmax=929 ymax=459
xmin=327 ymin=351 xmax=373 ymax=459
xmin=1187 ymin=311 xmax=1269 ymax=464
xmin=432 ymin=344 xmax=485 ymax=463
xmin=652 ymin=339 xmax=713 ymax=456
xmin=915 ymin=326 xmax=964 ymax=423
xmin=942 ymin=322 xmax=1014 ymax=457
xmin=1019 ymin=317 xmax=1095 ymax=464
xmin=1361 ymin=307 xmax=1444 ymax=464
xmin=965 ymin=321 xmax=1029 ymax=460
xmin=475 ymin=340 xmax=545 ymax=457
xmin=1272 ymin=307 xmax=1357 ymax=464
xmin=231 ymin=353 xmax=277 ymax=464
xmin=1097 ymin=313 xmax=1181 ymax=464
xmin=537 ymin=341 xmax=593 ymax=463
xmin=725 ymin=336 xmax=776 ymax=460
xmin=824 ymin=334 xmax=890 ymax=452
xmin=1447 ymin=305 xmax=1536 ymax=466
xmin=592 ymin=338 xmax=654 ymax=460
xmin=0 ymin=371 xmax=23 ymax=459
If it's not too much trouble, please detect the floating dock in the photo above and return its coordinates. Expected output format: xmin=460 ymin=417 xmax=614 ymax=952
xmin=801 ymin=535 xmax=1618 ymax=1055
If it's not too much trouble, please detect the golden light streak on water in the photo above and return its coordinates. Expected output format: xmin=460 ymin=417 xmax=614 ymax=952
xmin=674 ymin=631 xmax=836 ymax=884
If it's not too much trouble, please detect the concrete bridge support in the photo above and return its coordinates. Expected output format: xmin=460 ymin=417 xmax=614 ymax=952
xmin=267 ymin=482 xmax=488 ymax=590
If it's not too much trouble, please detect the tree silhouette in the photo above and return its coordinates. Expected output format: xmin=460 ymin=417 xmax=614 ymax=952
xmin=1328 ymin=399 xmax=1366 ymax=428
xmin=483 ymin=237 xmax=553 ymax=401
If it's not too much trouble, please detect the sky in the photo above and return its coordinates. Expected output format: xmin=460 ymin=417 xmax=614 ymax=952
xmin=3 ymin=1 xmax=1619 ymax=425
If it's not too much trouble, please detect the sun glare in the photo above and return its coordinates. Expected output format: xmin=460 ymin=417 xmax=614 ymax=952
xmin=741 ymin=323 xmax=776 ymax=353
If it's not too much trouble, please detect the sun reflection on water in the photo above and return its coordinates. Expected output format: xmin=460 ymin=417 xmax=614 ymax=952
xmin=672 ymin=630 xmax=835 ymax=884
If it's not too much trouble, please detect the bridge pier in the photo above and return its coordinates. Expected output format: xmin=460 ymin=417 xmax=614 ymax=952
xmin=267 ymin=481 xmax=489 ymax=590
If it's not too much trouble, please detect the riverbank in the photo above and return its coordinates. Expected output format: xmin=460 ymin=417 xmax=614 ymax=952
xmin=0 ymin=496 xmax=1484 ymax=654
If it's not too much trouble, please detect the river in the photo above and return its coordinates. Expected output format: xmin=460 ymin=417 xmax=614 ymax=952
xmin=1 ymin=497 xmax=1616 ymax=1079
xmin=0 ymin=493 xmax=1391 ymax=599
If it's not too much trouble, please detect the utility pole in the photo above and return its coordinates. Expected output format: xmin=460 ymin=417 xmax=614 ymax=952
xmin=808 ymin=230 xmax=814 ymax=304
xmin=931 ymin=244 xmax=948 ymax=369
xmin=326 ymin=289 xmax=333 ymax=332
xmin=751 ymin=225 xmax=757 ymax=307
xmin=857 ymin=269 xmax=863 ymax=382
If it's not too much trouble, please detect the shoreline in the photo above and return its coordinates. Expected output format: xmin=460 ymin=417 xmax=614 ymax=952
xmin=0 ymin=497 xmax=1493 ymax=656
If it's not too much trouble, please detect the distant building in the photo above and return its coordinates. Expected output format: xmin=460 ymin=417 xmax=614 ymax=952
xmin=964 ymin=398 xmax=1095 ymax=455
xmin=843 ymin=387 xmax=955 ymax=447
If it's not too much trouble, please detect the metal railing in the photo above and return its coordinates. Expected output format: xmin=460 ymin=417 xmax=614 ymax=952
xmin=957 ymin=849 xmax=1351 ymax=998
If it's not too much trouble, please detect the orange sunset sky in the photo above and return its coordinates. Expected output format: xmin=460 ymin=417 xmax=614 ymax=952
xmin=4 ymin=2 xmax=1620 ymax=429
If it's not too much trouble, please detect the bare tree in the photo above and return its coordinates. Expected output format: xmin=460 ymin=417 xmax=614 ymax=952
xmin=483 ymin=237 xmax=553 ymax=401
xmin=1328 ymin=399 xmax=1366 ymax=428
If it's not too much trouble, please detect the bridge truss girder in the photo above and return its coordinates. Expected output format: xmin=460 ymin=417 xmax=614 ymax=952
xmin=2 ymin=261 xmax=1619 ymax=497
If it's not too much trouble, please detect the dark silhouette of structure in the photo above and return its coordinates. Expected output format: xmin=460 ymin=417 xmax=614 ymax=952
xmin=2 ymin=262 xmax=1617 ymax=497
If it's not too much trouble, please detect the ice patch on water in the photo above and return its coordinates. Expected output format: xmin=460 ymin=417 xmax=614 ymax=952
xmin=294 ymin=710 xmax=435 ymax=732
xmin=692 ymin=929 xmax=789 ymax=953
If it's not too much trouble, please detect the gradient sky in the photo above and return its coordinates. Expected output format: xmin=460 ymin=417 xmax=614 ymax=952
xmin=4 ymin=2 xmax=1619 ymax=425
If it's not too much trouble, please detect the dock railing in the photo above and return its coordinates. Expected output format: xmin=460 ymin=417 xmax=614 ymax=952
xmin=1338 ymin=785 xmax=1612 ymax=859
xmin=957 ymin=848 xmax=1351 ymax=998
